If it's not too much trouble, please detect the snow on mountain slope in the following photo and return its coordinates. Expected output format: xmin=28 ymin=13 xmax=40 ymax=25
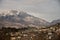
xmin=0 ymin=10 xmax=50 ymax=28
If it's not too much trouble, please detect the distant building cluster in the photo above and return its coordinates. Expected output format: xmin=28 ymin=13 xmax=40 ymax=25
xmin=0 ymin=23 xmax=60 ymax=40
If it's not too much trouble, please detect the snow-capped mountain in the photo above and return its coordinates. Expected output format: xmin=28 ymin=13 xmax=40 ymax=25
xmin=0 ymin=10 xmax=50 ymax=28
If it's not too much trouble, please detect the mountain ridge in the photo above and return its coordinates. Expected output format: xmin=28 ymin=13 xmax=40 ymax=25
xmin=50 ymin=19 xmax=60 ymax=26
xmin=0 ymin=10 xmax=50 ymax=28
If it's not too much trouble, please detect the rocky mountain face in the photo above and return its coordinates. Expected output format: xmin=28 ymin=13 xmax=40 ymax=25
xmin=0 ymin=10 xmax=50 ymax=28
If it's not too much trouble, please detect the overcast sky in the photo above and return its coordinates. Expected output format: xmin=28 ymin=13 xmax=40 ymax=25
xmin=0 ymin=0 xmax=60 ymax=22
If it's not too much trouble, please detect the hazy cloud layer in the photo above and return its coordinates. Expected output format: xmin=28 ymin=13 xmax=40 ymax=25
xmin=0 ymin=0 xmax=60 ymax=22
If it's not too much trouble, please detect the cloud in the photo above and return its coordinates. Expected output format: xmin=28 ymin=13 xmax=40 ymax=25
xmin=0 ymin=0 xmax=2 ymax=4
